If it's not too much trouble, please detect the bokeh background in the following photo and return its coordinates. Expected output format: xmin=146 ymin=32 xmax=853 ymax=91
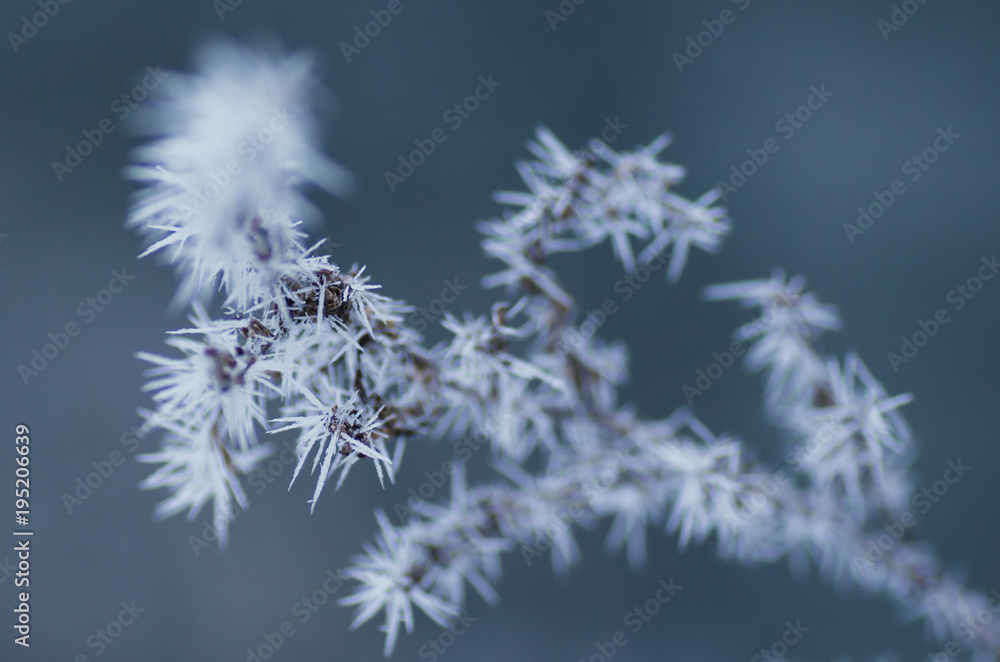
xmin=2 ymin=1 xmax=999 ymax=660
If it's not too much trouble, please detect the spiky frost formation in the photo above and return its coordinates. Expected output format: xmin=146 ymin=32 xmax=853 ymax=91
xmin=126 ymin=41 xmax=349 ymax=307
xmin=339 ymin=133 xmax=998 ymax=658
xmin=125 ymin=49 xmax=1000 ymax=660
xmin=128 ymin=44 xmax=423 ymax=544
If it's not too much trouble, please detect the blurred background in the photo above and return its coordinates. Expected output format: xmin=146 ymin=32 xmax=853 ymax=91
xmin=1 ymin=1 xmax=999 ymax=660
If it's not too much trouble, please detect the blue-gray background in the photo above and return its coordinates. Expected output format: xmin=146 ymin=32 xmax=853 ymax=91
xmin=1 ymin=1 xmax=998 ymax=660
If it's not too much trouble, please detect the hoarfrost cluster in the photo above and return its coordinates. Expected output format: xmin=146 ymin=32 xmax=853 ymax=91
xmin=127 ymin=43 xmax=1000 ymax=660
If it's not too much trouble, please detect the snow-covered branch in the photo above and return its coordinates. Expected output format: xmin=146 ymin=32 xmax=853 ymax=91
xmin=126 ymin=42 xmax=1000 ymax=661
